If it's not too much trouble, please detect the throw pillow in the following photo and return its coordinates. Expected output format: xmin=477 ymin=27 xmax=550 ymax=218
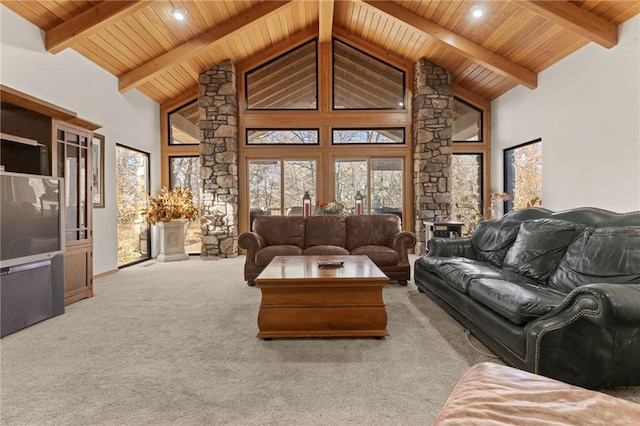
xmin=470 ymin=219 xmax=522 ymax=267
xmin=549 ymin=226 xmax=640 ymax=293
xmin=503 ymin=218 xmax=586 ymax=285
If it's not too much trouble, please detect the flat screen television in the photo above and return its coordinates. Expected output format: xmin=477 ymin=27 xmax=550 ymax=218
xmin=0 ymin=171 xmax=64 ymax=269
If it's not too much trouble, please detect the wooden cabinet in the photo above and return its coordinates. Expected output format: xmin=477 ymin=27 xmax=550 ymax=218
xmin=1 ymin=85 xmax=99 ymax=305
xmin=53 ymin=121 xmax=94 ymax=304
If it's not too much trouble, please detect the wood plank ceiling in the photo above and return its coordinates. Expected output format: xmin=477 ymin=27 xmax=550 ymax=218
xmin=3 ymin=0 xmax=638 ymax=105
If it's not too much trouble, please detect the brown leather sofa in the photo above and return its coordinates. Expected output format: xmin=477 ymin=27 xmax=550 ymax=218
xmin=238 ymin=214 xmax=416 ymax=285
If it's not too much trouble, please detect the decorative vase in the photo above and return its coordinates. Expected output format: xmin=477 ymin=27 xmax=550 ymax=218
xmin=156 ymin=218 xmax=189 ymax=262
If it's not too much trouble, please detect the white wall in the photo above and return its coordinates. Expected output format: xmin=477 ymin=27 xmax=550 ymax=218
xmin=491 ymin=15 xmax=640 ymax=213
xmin=1 ymin=6 xmax=161 ymax=275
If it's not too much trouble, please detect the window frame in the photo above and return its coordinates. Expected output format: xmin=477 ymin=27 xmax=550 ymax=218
xmin=453 ymin=97 xmax=483 ymax=143
xmin=331 ymin=128 xmax=405 ymax=145
xmin=244 ymin=39 xmax=319 ymax=111
xmin=451 ymin=152 xmax=484 ymax=234
xmin=168 ymin=99 xmax=199 ymax=146
xmin=332 ymin=38 xmax=406 ymax=111
xmin=503 ymin=138 xmax=542 ymax=213
xmin=116 ymin=143 xmax=151 ymax=268
xmin=246 ymin=129 xmax=320 ymax=146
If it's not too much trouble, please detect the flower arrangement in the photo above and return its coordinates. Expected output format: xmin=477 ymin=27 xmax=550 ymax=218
xmin=140 ymin=186 xmax=198 ymax=225
xmin=315 ymin=201 xmax=347 ymax=216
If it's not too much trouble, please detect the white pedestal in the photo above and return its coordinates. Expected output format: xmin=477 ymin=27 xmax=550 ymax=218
xmin=156 ymin=219 xmax=189 ymax=262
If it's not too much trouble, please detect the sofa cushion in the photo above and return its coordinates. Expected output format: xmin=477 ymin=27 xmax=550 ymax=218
xmin=303 ymin=245 xmax=349 ymax=256
xmin=304 ymin=215 xmax=346 ymax=248
xmin=549 ymin=227 xmax=640 ymax=293
xmin=470 ymin=219 xmax=522 ymax=267
xmin=469 ymin=279 xmax=567 ymax=325
xmin=416 ymin=257 xmax=503 ymax=294
xmin=345 ymin=214 xmax=400 ymax=251
xmin=503 ymin=219 xmax=586 ymax=285
xmin=351 ymin=245 xmax=398 ymax=266
xmin=255 ymin=245 xmax=303 ymax=267
xmin=253 ymin=216 xmax=306 ymax=247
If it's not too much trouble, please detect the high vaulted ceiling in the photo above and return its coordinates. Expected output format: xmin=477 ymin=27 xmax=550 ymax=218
xmin=4 ymin=0 xmax=638 ymax=105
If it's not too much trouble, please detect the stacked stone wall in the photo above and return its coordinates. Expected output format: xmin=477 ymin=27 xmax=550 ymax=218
xmin=198 ymin=60 xmax=238 ymax=259
xmin=413 ymin=59 xmax=453 ymax=254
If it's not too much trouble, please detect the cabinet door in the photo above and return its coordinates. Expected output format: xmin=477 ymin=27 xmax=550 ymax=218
xmin=53 ymin=121 xmax=93 ymax=305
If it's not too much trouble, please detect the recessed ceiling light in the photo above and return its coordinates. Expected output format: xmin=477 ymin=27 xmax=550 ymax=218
xmin=172 ymin=8 xmax=187 ymax=21
xmin=471 ymin=6 xmax=483 ymax=18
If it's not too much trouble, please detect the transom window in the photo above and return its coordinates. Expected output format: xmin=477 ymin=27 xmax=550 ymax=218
xmin=332 ymin=129 xmax=404 ymax=145
xmin=247 ymin=129 xmax=319 ymax=145
xmin=169 ymin=100 xmax=199 ymax=145
xmin=453 ymin=97 xmax=483 ymax=142
xmin=333 ymin=39 xmax=405 ymax=110
xmin=245 ymin=40 xmax=317 ymax=110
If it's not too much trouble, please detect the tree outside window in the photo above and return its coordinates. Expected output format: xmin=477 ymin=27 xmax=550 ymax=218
xmin=451 ymin=154 xmax=483 ymax=234
xmin=504 ymin=139 xmax=542 ymax=212
xmin=169 ymin=156 xmax=200 ymax=254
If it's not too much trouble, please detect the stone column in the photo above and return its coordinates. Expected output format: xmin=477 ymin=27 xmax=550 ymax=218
xmin=413 ymin=59 xmax=453 ymax=255
xmin=198 ymin=60 xmax=238 ymax=259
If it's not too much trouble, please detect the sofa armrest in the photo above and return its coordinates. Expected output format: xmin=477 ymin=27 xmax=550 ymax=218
xmin=238 ymin=232 xmax=266 ymax=263
xmin=528 ymin=284 xmax=640 ymax=331
xmin=524 ymin=283 xmax=640 ymax=384
xmin=426 ymin=237 xmax=474 ymax=258
xmin=564 ymin=284 xmax=640 ymax=327
xmin=389 ymin=231 xmax=417 ymax=263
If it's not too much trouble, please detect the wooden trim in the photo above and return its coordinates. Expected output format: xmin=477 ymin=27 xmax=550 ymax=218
xmin=119 ymin=1 xmax=294 ymax=93
xmin=160 ymin=89 xmax=199 ymax=186
xmin=319 ymin=0 xmax=335 ymax=43
xmin=46 ymin=1 xmax=147 ymax=54
xmin=451 ymin=90 xmax=492 ymax=213
xmin=516 ymin=0 xmax=618 ymax=48
xmin=332 ymin=27 xmax=414 ymax=70
xmin=359 ymin=0 xmax=538 ymax=90
xmin=1 ymin=85 xmax=101 ymax=131
xmin=93 ymin=269 xmax=119 ymax=279
xmin=236 ymin=28 xmax=318 ymax=77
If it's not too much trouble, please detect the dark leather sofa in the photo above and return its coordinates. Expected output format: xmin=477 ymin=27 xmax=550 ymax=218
xmin=414 ymin=207 xmax=640 ymax=388
xmin=239 ymin=214 xmax=416 ymax=285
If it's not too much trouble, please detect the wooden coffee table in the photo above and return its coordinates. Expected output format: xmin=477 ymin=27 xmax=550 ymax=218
xmin=255 ymin=255 xmax=389 ymax=339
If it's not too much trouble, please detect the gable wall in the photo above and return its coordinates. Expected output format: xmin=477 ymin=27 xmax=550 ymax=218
xmin=491 ymin=15 xmax=640 ymax=213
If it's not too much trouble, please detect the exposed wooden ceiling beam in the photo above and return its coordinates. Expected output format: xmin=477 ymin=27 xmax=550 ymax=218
xmin=119 ymin=1 xmax=294 ymax=93
xmin=45 ymin=1 xmax=147 ymax=54
xmin=515 ymin=0 xmax=618 ymax=49
xmin=319 ymin=0 xmax=335 ymax=43
xmin=359 ymin=0 xmax=537 ymax=90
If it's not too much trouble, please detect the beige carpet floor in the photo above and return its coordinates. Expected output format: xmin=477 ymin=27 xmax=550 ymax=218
xmin=1 ymin=255 xmax=638 ymax=425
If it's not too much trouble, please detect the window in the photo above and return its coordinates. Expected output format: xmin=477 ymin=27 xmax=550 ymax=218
xmin=335 ymin=158 xmax=404 ymax=219
xmin=451 ymin=154 xmax=483 ymax=234
xmin=332 ymin=129 xmax=404 ymax=145
xmin=248 ymin=159 xmax=316 ymax=221
xmin=169 ymin=100 xmax=199 ymax=145
xmin=453 ymin=98 xmax=482 ymax=142
xmin=504 ymin=139 xmax=542 ymax=212
xmin=246 ymin=40 xmax=317 ymax=110
xmin=116 ymin=144 xmax=150 ymax=266
xmin=169 ymin=156 xmax=200 ymax=254
xmin=247 ymin=129 xmax=319 ymax=145
xmin=240 ymin=38 xmax=411 ymax=232
xmin=333 ymin=40 xmax=405 ymax=110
